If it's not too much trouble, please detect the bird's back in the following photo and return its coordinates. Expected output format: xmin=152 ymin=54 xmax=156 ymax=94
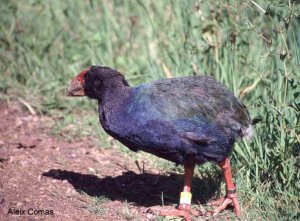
xmin=130 ymin=76 xmax=251 ymax=137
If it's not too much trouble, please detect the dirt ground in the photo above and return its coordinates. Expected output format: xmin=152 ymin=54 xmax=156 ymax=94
xmin=0 ymin=103 xmax=232 ymax=221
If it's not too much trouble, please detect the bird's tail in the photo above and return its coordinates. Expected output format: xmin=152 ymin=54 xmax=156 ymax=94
xmin=242 ymin=117 xmax=262 ymax=139
xmin=243 ymin=125 xmax=254 ymax=139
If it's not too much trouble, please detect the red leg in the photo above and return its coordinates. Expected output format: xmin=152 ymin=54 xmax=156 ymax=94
xmin=208 ymin=158 xmax=240 ymax=217
xmin=150 ymin=163 xmax=200 ymax=221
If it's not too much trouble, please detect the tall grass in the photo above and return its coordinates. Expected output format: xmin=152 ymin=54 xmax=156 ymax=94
xmin=0 ymin=0 xmax=299 ymax=219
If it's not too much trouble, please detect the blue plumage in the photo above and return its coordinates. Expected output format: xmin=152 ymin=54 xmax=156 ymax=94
xmin=80 ymin=66 xmax=252 ymax=166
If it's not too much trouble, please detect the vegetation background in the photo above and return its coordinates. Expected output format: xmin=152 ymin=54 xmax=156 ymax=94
xmin=0 ymin=0 xmax=299 ymax=220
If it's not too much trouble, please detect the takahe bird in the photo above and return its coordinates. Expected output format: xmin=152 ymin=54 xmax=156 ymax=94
xmin=68 ymin=66 xmax=254 ymax=220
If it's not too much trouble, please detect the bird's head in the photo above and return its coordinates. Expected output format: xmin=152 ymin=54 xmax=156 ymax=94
xmin=67 ymin=68 xmax=89 ymax=97
xmin=67 ymin=66 xmax=129 ymax=99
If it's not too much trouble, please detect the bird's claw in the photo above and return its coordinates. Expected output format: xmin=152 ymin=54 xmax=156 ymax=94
xmin=207 ymin=193 xmax=240 ymax=217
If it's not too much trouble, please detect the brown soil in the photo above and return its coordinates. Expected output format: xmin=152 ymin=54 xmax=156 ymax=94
xmin=0 ymin=103 xmax=231 ymax=221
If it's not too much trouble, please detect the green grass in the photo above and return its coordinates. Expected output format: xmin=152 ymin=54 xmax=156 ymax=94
xmin=0 ymin=0 xmax=299 ymax=220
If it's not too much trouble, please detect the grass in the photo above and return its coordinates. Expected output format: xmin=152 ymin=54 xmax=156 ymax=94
xmin=81 ymin=195 xmax=108 ymax=216
xmin=0 ymin=0 xmax=299 ymax=220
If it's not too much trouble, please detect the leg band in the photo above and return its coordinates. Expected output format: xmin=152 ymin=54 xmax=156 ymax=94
xmin=226 ymin=188 xmax=236 ymax=194
xmin=179 ymin=192 xmax=192 ymax=205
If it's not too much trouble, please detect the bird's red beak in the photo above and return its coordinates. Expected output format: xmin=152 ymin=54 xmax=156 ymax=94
xmin=67 ymin=69 xmax=89 ymax=97
xmin=67 ymin=78 xmax=85 ymax=96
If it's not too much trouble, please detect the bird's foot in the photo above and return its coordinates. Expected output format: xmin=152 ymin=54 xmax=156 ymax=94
xmin=207 ymin=191 xmax=240 ymax=217
xmin=148 ymin=204 xmax=201 ymax=221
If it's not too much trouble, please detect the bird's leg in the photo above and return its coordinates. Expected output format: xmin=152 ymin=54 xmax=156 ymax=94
xmin=208 ymin=158 xmax=240 ymax=217
xmin=158 ymin=163 xmax=200 ymax=221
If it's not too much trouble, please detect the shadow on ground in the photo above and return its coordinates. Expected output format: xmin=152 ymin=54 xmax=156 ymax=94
xmin=43 ymin=169 xmax=222 ymax=207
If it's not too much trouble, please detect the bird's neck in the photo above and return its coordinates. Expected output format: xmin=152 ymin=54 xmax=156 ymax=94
xmin=97 ymin=82 xmax=132 ymax=133
xmin=99 ymin=84 xmax=131 ymax=107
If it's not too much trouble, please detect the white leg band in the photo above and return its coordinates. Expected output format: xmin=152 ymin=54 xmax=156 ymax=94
xmin=179 ymin=192 xmax=192 ymax=205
